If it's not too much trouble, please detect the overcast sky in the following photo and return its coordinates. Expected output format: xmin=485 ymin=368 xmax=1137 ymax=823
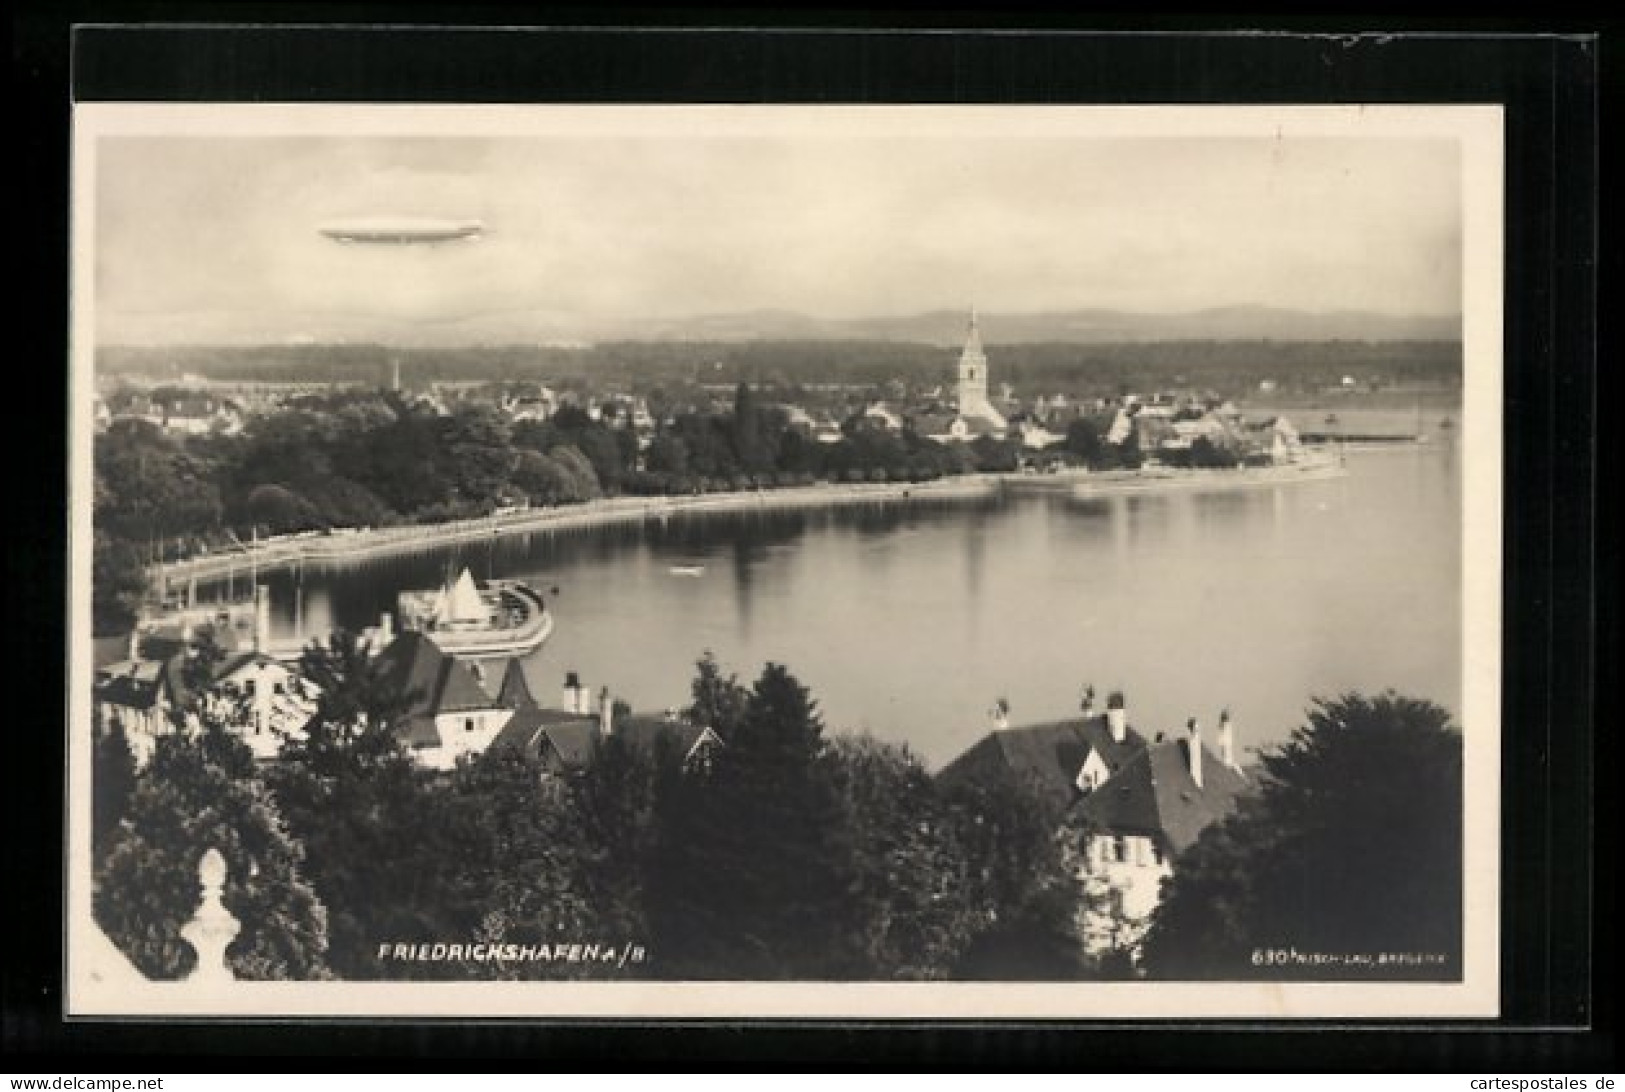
xmin=93 ymin=117 xmax=1463 ymax=344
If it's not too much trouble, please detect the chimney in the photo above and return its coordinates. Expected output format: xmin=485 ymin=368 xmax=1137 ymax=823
xmin=1106 ymin=691 xmax=1127 ymax=743
xmin=1186 ymin=717 xmax=1204 ymax=789
xmin=562 ymin=671 xmax=584 ymax=714
xmin=1218 ymin=708 xmax=1237 ymax=770
xmin=1080 ymin=684 xmax=1096 ymax=716
xmin=253 ymin=585 xmax=271 ymax=654
xmin=599 ymin=686 xmax=613 ymax=737
xmin=990 ymin=698 xmax=1010 ymax=731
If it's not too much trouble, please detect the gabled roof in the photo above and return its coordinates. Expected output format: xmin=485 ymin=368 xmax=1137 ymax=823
xmin=373 ymin=631 xmax=500 ymax=721
xmin=496 ymin=659 xmax=537 ymax=710
xmin=612 ymin=716 xmax=713 ymax=763
xmin=937 ymin=715 xmax=1149 ymax=812
xmin=491 ymin=708 xmax=600 ymax=770
xmin=1074 ymin=738 xmax=1251 ymax=855
xmin=94 ymin=654 xmax=189 ymax=712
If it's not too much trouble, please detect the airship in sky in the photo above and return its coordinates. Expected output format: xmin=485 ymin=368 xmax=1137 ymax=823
xmin=318 ymin=217 xmax=484 ymax=245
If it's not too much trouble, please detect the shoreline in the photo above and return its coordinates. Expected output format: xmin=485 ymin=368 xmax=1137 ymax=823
xmin=155 ymin=475 xmax=1003 ymax=587
xmin=154 ymin=451 xmax=1358 ymax=588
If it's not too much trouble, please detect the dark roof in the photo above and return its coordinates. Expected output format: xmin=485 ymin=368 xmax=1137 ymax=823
xmin=496 ymin=658 xmax=537 ymax=710
xmin=908 ymin=412 xmax=957 ymax=436
xmin=1074 ymin=737 xmax=1251 ymax=855
xmin=434 ymin=657 xmax=499 ymax=713
xmin=542 ymin=719 xmax=601 ymax=770
xmin=397 ymin=715 xmax=443 ymax=750
xmin=94 ymin=654 xmax=188 ymax=712
xmin=936 ymin=714 xmax=1149 ymax=812
xmin=612 ymin=716 xmax=712 ymax=762
xmin=491 ymin=707 xmax=600 ymax=770
xmin=374 ymin=631 xmax=499 ymax=720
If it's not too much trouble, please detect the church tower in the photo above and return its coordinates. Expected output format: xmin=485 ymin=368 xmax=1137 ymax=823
xmin=954 ymin=307 xmax=1005 ymax=430
xmin=957 ymin=307 xmax=989 ymax=405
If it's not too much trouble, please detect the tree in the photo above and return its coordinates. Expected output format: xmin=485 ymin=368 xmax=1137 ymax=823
xmin=942 ymin=771 xmax=1091 ymax=980
xmin=1141 ymin=692 xmax=1463 ymax=980
xmin=823 ymin=735 xmax=986 ymax=978
xmin=644 ymin=657 xmax=860 ymax=979
xmin=93 ymin=733 xmax=331 ymax=980
xmin=283 ymin=630 xmax=411 ymax=777
xmin=92 ymin=715 xmax=138 ymax=858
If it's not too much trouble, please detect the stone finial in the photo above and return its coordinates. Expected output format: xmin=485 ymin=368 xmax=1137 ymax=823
xmin=181 ymin=848 xmax=240 ymax=984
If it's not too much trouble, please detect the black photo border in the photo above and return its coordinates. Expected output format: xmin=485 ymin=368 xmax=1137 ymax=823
xmin=6 ymin=12 xmax=1608 ymax=1069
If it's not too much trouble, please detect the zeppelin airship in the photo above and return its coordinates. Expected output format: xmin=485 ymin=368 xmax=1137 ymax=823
xmin=317 ymin=217 xmax=484 ymax=245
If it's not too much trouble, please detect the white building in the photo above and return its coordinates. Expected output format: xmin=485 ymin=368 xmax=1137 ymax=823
xmin=937 ymin=691 xmax=1249 ymax=963
xmin=952 ymin=309 xmax=1007 ymax=437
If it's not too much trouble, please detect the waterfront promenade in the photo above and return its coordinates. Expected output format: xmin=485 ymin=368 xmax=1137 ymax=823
xmin=152 ymin=453 xmax=1349 ymax=589
xmin=154 ymin=475 xmax=1003 ymax=588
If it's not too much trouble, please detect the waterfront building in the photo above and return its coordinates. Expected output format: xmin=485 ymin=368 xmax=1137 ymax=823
xmin=936 ymin=691 xmax=1248 ymax=960
xmin=206 ymin=651 xmax=318 ymax=762
xmin=370 ymin=631 xmax=516 ymax=772
xmin=93 ymin=654 xmax=190 ymax=766
xmin=93 ymin=642 xmax=320 ymax=766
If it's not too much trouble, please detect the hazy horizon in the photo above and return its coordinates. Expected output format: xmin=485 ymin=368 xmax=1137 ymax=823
xmin=91 ymin=108 xmax=1464 ymax=348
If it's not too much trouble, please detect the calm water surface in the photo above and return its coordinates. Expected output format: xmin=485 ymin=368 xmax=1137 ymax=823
xmin=238 ymin=443 xmax=1461 ymax=770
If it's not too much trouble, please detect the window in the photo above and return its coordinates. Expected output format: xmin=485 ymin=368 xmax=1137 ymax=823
xmin=272 ymin=680 xmax=285 ymax=695
xmin=242 ymin=679 xmax=256 ymax=698
xmin=465 ymin=718 xmax=475 ymax=733
xmin=1112 ymin=836 xmax=1127 ymax=863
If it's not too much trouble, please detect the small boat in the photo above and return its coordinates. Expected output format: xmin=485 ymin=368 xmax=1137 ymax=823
xmin=1439 ymin=416 xmax=1455 ymax=430
xmin=668 ymin=565 xmax=706 ymax=577
xmin=1324 ymin=413 xmax=1340 ymax=426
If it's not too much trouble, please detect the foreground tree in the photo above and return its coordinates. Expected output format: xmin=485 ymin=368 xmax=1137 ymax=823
xmin=93 ymin=730 xmax=331 ymax=980
xmin=644 ymin=657 xmax=860 ymax=978
xmin=1141 ymin=692 xmax=1462 ymax=980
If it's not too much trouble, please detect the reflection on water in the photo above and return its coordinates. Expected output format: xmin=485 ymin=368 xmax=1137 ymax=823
xmin=221 ymin=450 xmax=1461 ymax=770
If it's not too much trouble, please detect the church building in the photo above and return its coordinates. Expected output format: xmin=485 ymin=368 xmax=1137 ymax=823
xmin=950 ymin=308 xmax=1008 ymax=439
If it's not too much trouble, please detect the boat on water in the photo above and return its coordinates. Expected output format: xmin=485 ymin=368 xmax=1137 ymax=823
xmin=1439 ymin=416 xmax=1455 ymax=430
xmin=396 ymin=567 xmax=552 ymax=657
xmin=668 ymin=565 xmax=706 ymax=577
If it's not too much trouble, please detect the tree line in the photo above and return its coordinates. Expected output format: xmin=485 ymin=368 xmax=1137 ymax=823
xmin=91 ymin=386 xmax=1023 ymax=634
xmin=93 ymin=638 xmax=1463 ymax=983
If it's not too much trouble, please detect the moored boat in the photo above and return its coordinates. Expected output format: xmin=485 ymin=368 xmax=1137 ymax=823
xmin=396 ymin=568 xmax=552 ymax=657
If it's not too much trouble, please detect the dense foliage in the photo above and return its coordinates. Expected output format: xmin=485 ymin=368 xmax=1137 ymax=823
xmin=1140 ymin=692 xmax=1463 ymax=980
xmin=90 ymin=383 xmax=1016 ymax=634
xmin=93 ymin=727 xmax=331 ymax=980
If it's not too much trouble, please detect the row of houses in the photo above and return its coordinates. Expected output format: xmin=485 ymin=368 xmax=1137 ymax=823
xmin=93 ymin=623 xmax=718 ymax=776
xmin=95 ymin=604 xmax=1246 ymax=965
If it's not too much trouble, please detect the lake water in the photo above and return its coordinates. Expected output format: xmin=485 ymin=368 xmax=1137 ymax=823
xmin=237 ymin=440 xmax=1461 ymax=771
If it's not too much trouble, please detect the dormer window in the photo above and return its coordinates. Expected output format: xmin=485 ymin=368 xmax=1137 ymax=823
xmin=1075 ymin=750 xmax=1111 ymax=794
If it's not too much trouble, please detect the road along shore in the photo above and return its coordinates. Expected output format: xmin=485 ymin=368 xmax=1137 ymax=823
xmin=154 ymin=475 xmax=1003 ymax=587
xmin=154 ymin=454 xmax=1350 ymax=588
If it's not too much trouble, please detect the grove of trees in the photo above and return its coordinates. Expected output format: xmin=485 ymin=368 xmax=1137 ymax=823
xmin=91 ymin=639 xmax=1463 ymax=982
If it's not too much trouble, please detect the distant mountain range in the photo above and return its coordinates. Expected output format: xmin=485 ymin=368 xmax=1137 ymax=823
xmin=99 ymin=305 xmax=1461 ymax=348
